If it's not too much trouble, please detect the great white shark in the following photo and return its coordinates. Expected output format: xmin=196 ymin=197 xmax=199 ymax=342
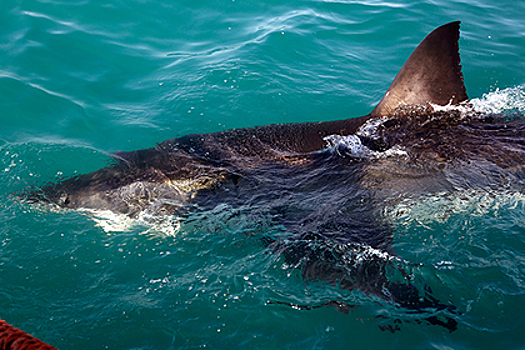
xmin=22 ymin=21 xmax=525 ymax=331
xmin=28 ymin=21 xmax=469 ymax=212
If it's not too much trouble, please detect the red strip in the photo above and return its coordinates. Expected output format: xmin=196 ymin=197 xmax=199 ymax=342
xmin=0 ymin=319 xmax=57 ymax=350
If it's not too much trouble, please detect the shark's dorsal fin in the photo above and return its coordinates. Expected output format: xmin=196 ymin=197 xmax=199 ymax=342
xmin=370 ymin=21 xmax=468 ymax=117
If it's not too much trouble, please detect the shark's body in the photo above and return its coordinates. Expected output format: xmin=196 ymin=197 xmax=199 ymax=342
xmin=23 ymin=22 xmax=525 ymax=330
xmin=31 ymin=21 xmax=471 ymax=215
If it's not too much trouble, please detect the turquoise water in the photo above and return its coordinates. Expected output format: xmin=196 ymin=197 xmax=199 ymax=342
xmin=1 ymin=0 xmax=525 ymax=349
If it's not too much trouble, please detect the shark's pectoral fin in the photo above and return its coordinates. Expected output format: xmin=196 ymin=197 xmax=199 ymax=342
xmin=370 ymin=21 xmax=468 ymax=118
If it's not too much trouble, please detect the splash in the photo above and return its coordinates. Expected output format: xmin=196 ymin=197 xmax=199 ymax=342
xmin=323 ymin=134 xmax=374 ymax=158
xmin=323 ymin=130 xmax=407 ymax=159
xmin=323 ymin=116 xmax=388 ymax=158
xmin=470 ymin=85 xmax=525 ymax=115
xmin=80 ymin=208 xmax=183 ymax=237
xmin=386 ymin=190 xmax=525 ymax=226
xmin=429 ymin=100 xmax=476 ymax=118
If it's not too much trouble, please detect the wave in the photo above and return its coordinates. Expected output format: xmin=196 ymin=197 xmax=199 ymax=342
xmin=470 ymin=85 xmax=525 ymax=114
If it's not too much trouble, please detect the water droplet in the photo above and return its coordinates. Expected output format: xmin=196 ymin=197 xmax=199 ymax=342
xmin=325 ymin=326 xmax=335 ymax=333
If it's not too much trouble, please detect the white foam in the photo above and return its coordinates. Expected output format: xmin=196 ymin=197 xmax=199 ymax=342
xmin=426 ymin=85 xmax=525 ymax=117
xmin=429 ymin=100 xmax=474 ymax=118
xmin=323 ymin=133 xmax=407 ymax=159
xmin=79 ymin=208 xmax=183 ymax=237
xmin=384 ymin=190 xmax=525 ymax=226
xmin=324 ymin=134 xmax=373 ymax=158
xmin=355 ymin=116 xmax=389 ymax=138
xmin=470 ymin=85 xmax=525 ymax=115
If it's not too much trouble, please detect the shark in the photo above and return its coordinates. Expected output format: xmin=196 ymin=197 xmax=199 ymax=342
xmin=28 ymin=21 xmax=470 ymax=214
xmin=22 ymin=21 xmax=525 ymax=331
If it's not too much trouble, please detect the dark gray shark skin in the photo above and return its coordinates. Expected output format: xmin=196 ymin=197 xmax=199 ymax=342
xmin=29 ymin=21 xmax=469 ymax=215
xmin=23 ymin=22 xmax=525 ymax=331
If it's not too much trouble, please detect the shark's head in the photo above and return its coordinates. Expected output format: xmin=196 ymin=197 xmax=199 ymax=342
xmin=21 ymin=165 xmax=149 ymax=215
xmin=20 ymin=158 xmax=228 ymax=217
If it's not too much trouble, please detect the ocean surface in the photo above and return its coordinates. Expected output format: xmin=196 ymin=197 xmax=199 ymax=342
xmin=1 ymin=0 xmax=525 ymax=349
